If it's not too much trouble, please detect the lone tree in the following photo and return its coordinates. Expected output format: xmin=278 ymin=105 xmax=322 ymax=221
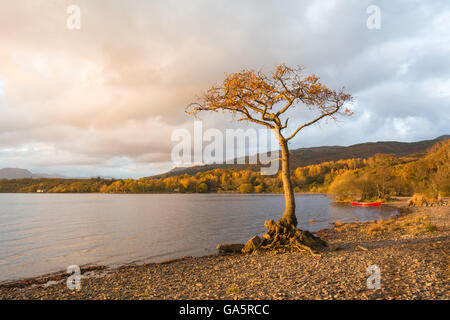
xmin=187 ymin=64 xmax=353 ymax=254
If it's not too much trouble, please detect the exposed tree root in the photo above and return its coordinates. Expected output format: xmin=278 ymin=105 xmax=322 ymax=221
xmin=242 ymin=219 xmax=328 ymax=257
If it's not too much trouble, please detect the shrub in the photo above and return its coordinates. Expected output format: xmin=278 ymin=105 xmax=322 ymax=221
xmin=227 ymin=286 xmax=241 ymax=294
xmin=254 ymin=185 xmax=264 ymax=193
xmin=239 ymin=183 xmax=254 ymax=193
xmin=328 ymin=172 xmax=361 ymax=200
xmin=196 ymin=182 xmax=209 ymax=193
xmin=424 ymin=222 xmax=438 ymax=233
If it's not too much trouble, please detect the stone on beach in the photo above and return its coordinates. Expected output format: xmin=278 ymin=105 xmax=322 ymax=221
xmin=242 ymin=235 xmax=263 ymax=254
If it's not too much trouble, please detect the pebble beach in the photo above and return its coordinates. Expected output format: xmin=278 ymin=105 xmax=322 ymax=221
xmin=1 ymin=200 xmax=448 ymax=300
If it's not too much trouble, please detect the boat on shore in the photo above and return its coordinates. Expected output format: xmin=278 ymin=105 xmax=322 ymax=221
xmin=351 ymin=202 xmax=382 ymax=206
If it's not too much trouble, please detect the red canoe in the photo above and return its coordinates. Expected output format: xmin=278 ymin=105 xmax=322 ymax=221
xmin=352 ymin=202 xmax=382 ymax=206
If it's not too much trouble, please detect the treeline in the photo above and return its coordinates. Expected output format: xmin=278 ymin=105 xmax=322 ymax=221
xmin=328 ymin=139 xmax=449 ymax=201
xmin=0 ymin=177 xmax=115 ymax=193
xmin=0 ymin=139 xmax=448 ymax=201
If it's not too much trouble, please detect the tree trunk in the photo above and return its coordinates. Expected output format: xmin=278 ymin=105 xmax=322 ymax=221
xmin=240 ymin=134 xmax=328 ymax=255
xmin=278 ymin=136 xmax=297 ymax=227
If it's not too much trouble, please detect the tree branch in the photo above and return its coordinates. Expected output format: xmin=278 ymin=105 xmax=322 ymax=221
xmin=286 ymin=104 xmax=341 ymax=141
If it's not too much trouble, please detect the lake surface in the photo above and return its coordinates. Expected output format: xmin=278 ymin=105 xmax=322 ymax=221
xmin=0 ymin=193 xmax=397 ymax=282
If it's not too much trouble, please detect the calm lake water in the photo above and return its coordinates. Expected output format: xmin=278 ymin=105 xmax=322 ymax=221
xmin=0 ymin=193 xmax=397 ymax=282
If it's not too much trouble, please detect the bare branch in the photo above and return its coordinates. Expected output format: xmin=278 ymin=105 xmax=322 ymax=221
xmin=276 ymin=97 xmax=296 ymax=116
xmin=238 ymin=117 xmax=275 ymax=128
xmin=286 ymin=104 xmax=341 ymax=141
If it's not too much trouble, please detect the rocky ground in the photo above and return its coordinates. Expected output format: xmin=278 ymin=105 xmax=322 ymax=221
xmin=1 ymin=201 xmax=448 ymax=300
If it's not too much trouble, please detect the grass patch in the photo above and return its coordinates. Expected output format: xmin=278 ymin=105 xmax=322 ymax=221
xmin=364 ymin=215 xmax=438 ymax=236
xmin=226 ymin=286 xmax=241 ymax=294
xmin=424 ymin=222 xmax=438 ymax=233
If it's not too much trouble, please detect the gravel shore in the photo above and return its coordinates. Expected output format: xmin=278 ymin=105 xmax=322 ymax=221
xmin=1 ymin=201 xmax=448 ymax=300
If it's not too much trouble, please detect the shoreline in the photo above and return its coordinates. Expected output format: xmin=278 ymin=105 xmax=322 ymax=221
xmin=1 ymin=199 xmax=448 ymax=299
xmin=0 ymin=196 xmax=398 ymax=287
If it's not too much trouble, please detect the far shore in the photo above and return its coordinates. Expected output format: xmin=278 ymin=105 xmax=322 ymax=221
xmin=1 ymin=191 xmax=329 ymax=195
xmin=1 ymin=197 xmax=448 ymax=299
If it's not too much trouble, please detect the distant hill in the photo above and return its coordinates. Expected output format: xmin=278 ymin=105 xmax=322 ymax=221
xmin=0 ymin=168 xmax=34 ymax=179
xmin=0 ymin=168 xmax=65 ymax=180
xmin=152 ymin=135 xmax=449 ymax=178
xmin=288 ymin=135 xmax=449 ymax=168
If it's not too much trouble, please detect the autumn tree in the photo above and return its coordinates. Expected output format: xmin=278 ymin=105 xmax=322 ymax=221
xmin=187 ymin=64 xmax=352 ymax=252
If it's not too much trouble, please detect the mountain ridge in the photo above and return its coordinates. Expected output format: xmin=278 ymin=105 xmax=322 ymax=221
xmin=0 ymin=168 xmax=66 ymax=180
xmin=152 ymin=135 xmax=449 ymax=178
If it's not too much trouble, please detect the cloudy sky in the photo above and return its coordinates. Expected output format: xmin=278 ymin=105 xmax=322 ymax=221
xmin=0 ymin=0 xmax=449 ymax=178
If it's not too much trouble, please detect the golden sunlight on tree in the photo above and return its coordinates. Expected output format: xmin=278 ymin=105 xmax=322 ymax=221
xmin=187 ymin=63 xmax=353 ymax=254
